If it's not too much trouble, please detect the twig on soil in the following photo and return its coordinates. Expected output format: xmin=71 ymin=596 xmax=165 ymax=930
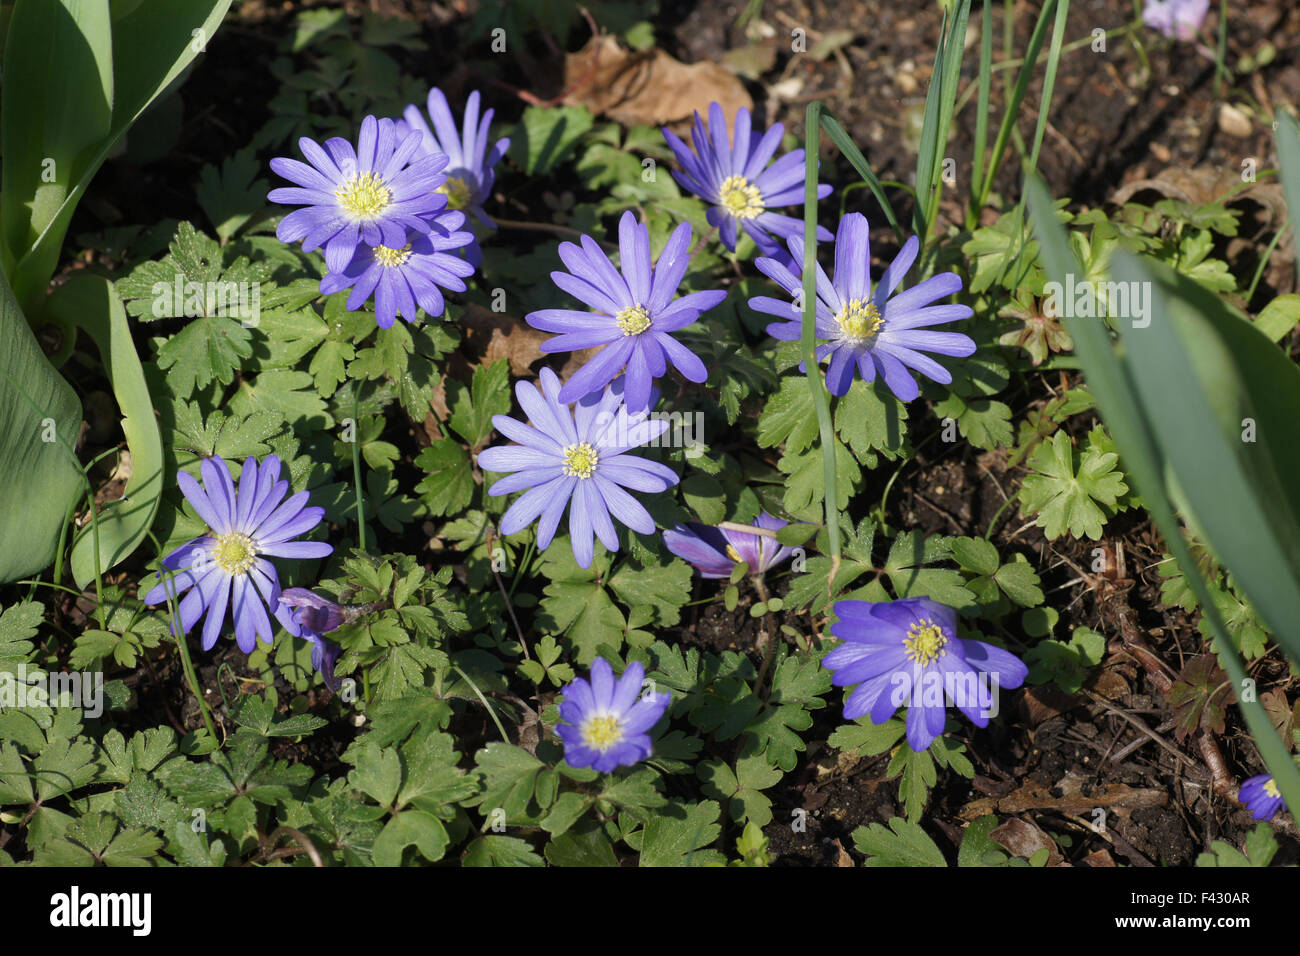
xmin=258 ymin=826 xmax=324 ymax=867
xmin=1197 ymin=733 xmax=1235 ymax=798
xmin=1087 ymin=691 xmax=1196 ymax=770
xmin=910 ymin=492 xmax=965 ymax=534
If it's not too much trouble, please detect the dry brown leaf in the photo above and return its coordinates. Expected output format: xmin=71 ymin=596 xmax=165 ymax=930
xmin=959 ymin=779 xmax=1168 ymax=821
xmin=830 ymin=838 xmax=855 ymax=868
xmin=1080 ymin=848 xmax=1117 ymax=867
xmin=562 ymin=35 xmax=752 ymax=129
xmin=1019 ymin=684 xmax=1083 ymax=727
xmin=989 ymin=817 xmax=1063 ymax=866
xmin=426 ymin=304 xmax=597 ymax=436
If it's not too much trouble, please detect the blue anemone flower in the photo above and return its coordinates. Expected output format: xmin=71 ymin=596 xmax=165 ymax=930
xmin=476 ymin=367 xmax=679 ymax=569
xmin=268 ymin=115 xmax=450 ymax=272
xmin=400 ymin=87 xmax=510 ymax=260
xmin=1239 ymin=774 xmax=1285 ymax=821
xmin=663 ymin=511 xmax=795 ymax=578
xmin=823 ymin=597 xmax=1027 ymax=753
xmin=319 ymin=209 xmax=475 ymax=328
xmin=556 ymin=658 xmax=671 ymax=772
xmin=752 ymin=212 xmax=977 ymax=400
xmin=278 ymin=588 xmax=346 ymax=691
xmin=661 ymin=102 xmax=833 ymax=255
xmin=1142 ymin=0 xmax=1209 ymax=40
xmin=144 ymin=456 xmax=332 ymax=654
xmin=526 ymin=211 xmax=726 ymax=413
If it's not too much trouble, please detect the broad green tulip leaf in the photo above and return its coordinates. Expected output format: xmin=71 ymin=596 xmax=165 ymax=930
xmin=47 ymin=275 xmax=163 ymax=587
xmin=3 ymin=0 xmax=232 ymax=317
xmin=0 ymin=266 xmax=82 ymax=582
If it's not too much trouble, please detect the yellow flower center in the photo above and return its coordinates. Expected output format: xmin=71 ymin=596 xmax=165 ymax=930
xmin=373 ymin=244 xmax=412 ymax=268
xmin=562 ymin=442 xmax=599 ymax=479
xmin=719 ymin=174 xmax=764 ymax=219
xmin=335 ymin=171 xmax=391 ymax=219
xmin=616 ymin=304 xmax=652 ymax=335
xmin=904 ymin=619 xmax=948 ymax=667
xmin=726 ymin=544 xmax=742 ymax=563
xmin=213 ymin=532 xmax=257 ymax=575
xmin=1265 ymin=778 xmax=1281 ymax=799
xmin=581 ymin=714 xmax=623 ymax=752
xmin=436 ymin=175 xmax=472 ymax=211
xmin=836 ymin=298 xmax=883 ymax=341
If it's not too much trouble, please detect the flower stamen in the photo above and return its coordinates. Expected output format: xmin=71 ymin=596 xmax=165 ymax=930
xmin=562 ymin=442 xmax=599 ymax=479
xmin=616 ymin=305 xmax=652 ymax=336
xmin=718 ymin=174 xmax=764 ymax=219
xmin=581 ymin=713 xmax=623 ymax=752
xmin=835 ymin=298 xmax=883 ymax=342
xmin=904 ymin=619 xmax=948 ymax=667
xmin=335 ymin=171 xmax=392 ymax=219
xmin=1265 ymin=778 xmax=1281 ymax=799
xmin=373 ymin=244 xmax=412 ymax=268
xmin=436 ymin=175 xmax=472 ymax=211
xmin=213 ymin=532 xmax=258 ymax=575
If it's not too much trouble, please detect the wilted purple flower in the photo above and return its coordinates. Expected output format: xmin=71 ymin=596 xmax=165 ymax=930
xmin=400 ymin=87 xmax=510 ymax=262
xmin=476 ymin=367 xmax=679 ymax=569
xmin=1142 ymin=0 xmax=1209 ymax=40
xmin=278 ymin=588 xmax=346 ymax=691
xmin=268 ymin=115 xmax=450 ymax=272
xmin=526 ymin=211 xmax=726 ymax=413
xmin=823 ymin=597 xmax=1028 ymax=753
xmin=663 ymin=511 xmax=795 ymax=578
xmin=556 ymin=658 xmax=671 ymax=772
xmin=752 ymin=212 xmax=976 ymax=400
xmin=319 ymin=209 xmax=475 ymax=328
xmin=145 ymin=456 xmax=332 ymax=654
xmin=1239 ymin=774 xmax=1285 ymax=821
xmin=662 ymin=102 xmax=833 ymax=256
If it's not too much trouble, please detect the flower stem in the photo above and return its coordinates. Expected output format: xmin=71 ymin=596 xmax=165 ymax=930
xmin=801 ymin=102 xmax=842 ymax=592
xmin=80 ymin=481 xmax=106 ymax=629
xmin=148 ymin=530 xmax=219 ymax=747
xmin=351 ymin=388 xmax=366 ymax=552
xmin=453 ymin=664 xmax=509 ymax=742
xmin=751 ymin=575 xmax=780 ymax=699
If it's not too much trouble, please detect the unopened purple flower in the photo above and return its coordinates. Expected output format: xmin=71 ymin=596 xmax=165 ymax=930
xmin=1239 ymin=774 xmax=1285 ymax=821
xmin=401 ymin=88 xmax=509 ymax=240
xmin=752 ymin=212 xmax=976 ymax=400
xmin=476 ymin=367 xmax=679 ymax=569
xmin=663 ymin=511 xmax=795 ymax=578
xmin=662 ymin=102 xmax=833 ymax=256
xmin=268 ymin=115 xmax=450 ymax=272
xmin=278 ymin=588 xmax=345 ymax=691
xmin=145 ymin=456 xmax=333 ymax=654
xmin=1142 ymin=0 xmax=1209 ymax=41
xmin=823 ymin=597 xmax=1027 ymax=753
xmin=319 ymin=209 xmax=475 ymax=328
xmin=526 ymin=211 xmax=726 ymax=413
xmin=556 ymin=658 xmax=671 ymax=772
xmin=279 ymin=587 xmax=347 ymax=636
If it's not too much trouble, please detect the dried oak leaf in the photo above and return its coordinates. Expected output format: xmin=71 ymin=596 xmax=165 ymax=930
xmin=562 ymin=35 xmax=752 ymax=129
